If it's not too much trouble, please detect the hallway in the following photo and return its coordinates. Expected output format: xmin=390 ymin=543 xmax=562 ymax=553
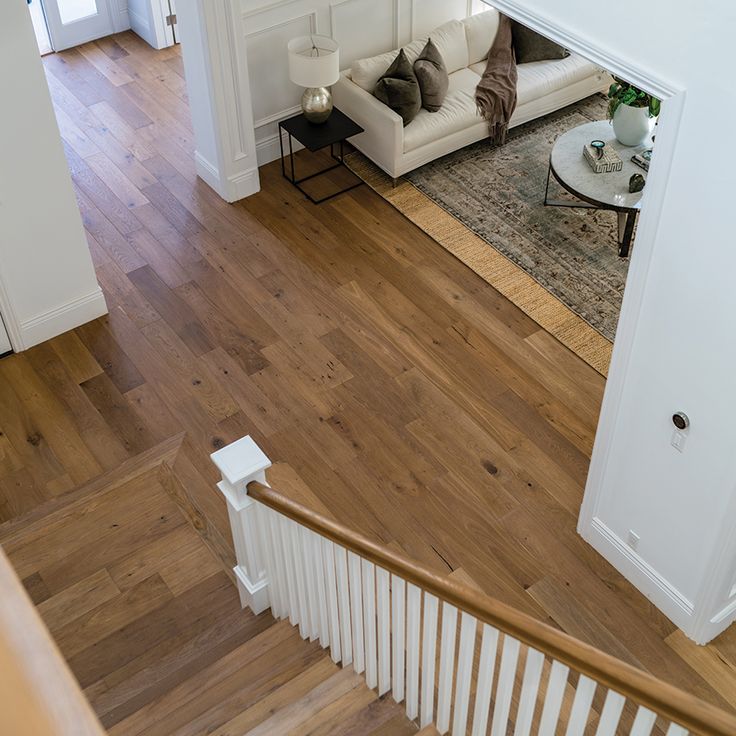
xmin=0 ymin=31 xmax=734 ymax=716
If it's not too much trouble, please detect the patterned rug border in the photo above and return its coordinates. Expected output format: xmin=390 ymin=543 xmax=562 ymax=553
xmin=346 ymin=153 xmax=612 ymax=377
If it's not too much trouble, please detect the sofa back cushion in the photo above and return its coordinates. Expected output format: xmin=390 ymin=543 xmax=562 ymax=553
xmin=352 ymin=37 xmax=426 ymax=92
xmin=352 ymin=18 xmax=469 ymax=93
xmin=463 ymin=10 xmax=501 ymax=65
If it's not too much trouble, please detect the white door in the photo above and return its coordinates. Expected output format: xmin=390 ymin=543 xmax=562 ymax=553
xmin=41 ymin=0 xmax=115 ymax=51
xmin=0 ymin=316 xmax=10 ymax=356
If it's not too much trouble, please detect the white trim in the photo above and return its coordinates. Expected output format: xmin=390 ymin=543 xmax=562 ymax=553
xmin=255 ymin=127 xmax=304 ymax=166
xmin=17 ymin=288 xmax=108 ymax=350
xmin=583 ymin=519 xmax=695 ymax=627
xmin=254 ymin=104 xmax=302 ymax=130
xmin=233 ymin=564 xmax=270 ymax=612
xmin=195 ymin=150 xmax=260 ymax=201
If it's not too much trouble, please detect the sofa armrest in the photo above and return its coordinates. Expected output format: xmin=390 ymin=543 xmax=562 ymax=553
xmin=333 ymin=71 xmax=403 ymax=178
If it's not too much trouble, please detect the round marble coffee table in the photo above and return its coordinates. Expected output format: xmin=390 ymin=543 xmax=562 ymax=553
xmin=544 ymin=119 xmax=652 ymax=257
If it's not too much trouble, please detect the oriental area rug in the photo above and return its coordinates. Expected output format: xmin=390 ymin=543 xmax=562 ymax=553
xmin=347 ymin=94 xmax=631 ymax=376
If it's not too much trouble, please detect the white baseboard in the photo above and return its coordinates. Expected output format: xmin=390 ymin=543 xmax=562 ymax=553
xmin=195 ymin=152 xmax=260 ymax=202
xmin=256 ymin=131 xmax=304 ymax=168
xmin=582 ymin=517 xmax=698 ymax=635
xmin=18 ymin=288 xmax=108 ymax=349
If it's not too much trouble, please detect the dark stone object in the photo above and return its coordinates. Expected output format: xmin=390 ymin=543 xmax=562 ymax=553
xmin=629 ymin=173 xmax=645 ymax=193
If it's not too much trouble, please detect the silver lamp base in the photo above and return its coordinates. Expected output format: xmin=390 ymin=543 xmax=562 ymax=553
xmin=301 ymin=87 xmax=333 ymax=124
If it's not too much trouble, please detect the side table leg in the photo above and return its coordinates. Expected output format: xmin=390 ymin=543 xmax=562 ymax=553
xmin=618 ymin=212 xmax=637 ymax=258
xmin=279 ymin=126 xmax=285 ymax=178
xmin=544 ymin=164 xmax=552 ymax=205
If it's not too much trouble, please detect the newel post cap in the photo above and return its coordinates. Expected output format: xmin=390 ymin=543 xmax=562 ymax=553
xmin=210 ymin=435 xmax=272 ymax=487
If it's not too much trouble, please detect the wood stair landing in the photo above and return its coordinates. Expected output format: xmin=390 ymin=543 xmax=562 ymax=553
xmin=3 ymin=440 xmax=417 ymax=735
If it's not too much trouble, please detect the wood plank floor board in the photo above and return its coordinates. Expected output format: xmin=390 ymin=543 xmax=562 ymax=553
xmin=0 ymin=33 xmax=730 ymax=736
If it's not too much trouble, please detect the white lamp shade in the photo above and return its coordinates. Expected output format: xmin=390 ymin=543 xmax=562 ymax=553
xmin=288 ymin=35 xmax=340 ymax=88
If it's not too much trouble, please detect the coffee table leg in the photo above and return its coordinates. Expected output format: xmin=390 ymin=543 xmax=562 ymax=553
xmin=617 ymin=212 xmax=637 ymax=258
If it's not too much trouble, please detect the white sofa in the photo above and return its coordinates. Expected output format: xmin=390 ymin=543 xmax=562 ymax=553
xmin=333 ymin=10 xmax=610 ymax=178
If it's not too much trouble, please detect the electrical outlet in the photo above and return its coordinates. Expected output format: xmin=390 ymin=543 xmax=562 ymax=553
xmin=627 ymin=530 xmax=640 ymax=550
xmin=671 ymin=429 xmax=687 ymax=452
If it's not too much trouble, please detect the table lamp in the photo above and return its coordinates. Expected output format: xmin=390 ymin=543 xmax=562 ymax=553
xmin=288 ymin=35 xmax=340 ymax=124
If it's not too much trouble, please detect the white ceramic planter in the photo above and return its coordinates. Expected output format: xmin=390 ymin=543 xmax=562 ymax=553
xmin=612 ymin=103 xmax=655 ymax=146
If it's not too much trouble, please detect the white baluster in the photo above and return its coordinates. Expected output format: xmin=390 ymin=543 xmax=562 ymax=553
xmin=211 ymin=436 xmax=272 ymax=613
xmin=665 ymin=724 xmax=689 ymax=736
xmin=538 ymin=660 xmax=569 ymax=736
xmin=490 ymin=635 xmax=521 ymax=736
xmin=565 ymin=675 xmax=597 ymax=736
xmin=335 ymin=545 xmax=353 ymax=666
xmin=278 ymin=514 xmax=299 ymax=628
xmin=420 ymin=593 xmax=438 ymax=728
xmin=471 ymin=623 xmax=500 ymax=736
xmin=377 ymin=567 xmax=391 ymax=696
xmin=514 ymin=648 xmax=545 ymax=736
xmin=299 ymin=527 xmax=319 ymax=641
xmin=261 ymin=508 xmax=283 ymax=618
xmin=392 ymin=575 xmax=406 ymax=703
xmin=594 ymin=690 xmax=626 ymax=736
xmin=311 ymin=531 xmax=329 ymax=648
xmin=348 ymin=552 xmax=365 ymax=673
xmin=436 ymin=602 xmax=458 ymax=735
xmin=321 ymin=538 xmax=341 ymax=663
xmin=406 ymin=583 xmax=421 ymax=720
xmin=289 ymin=520 xmax=309 ymax=639
xmin=630 ymin=706 xmax=658 ymax=736
xmin=452 ymin=611 xmax=478 ymax=735
xmin=362 ymin=559 xmax=378 ymax=689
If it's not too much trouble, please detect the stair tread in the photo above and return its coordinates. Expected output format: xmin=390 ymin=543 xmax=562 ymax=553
xmin=243 ymin=666 xmax=365 ymax=735
xmin=109 ymin=620 xmax=303 ymax=735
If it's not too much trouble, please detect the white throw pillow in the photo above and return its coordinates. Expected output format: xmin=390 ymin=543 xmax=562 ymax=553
xmin=463 ymin=10 xmax=501 ymax=65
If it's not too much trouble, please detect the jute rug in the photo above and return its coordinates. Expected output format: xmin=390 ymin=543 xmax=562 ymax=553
xmin=347 ymin=94 xmax=628 ymax=376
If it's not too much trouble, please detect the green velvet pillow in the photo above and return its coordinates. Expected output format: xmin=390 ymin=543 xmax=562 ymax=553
xmin=373 ymin=49 xmax=422 ymax=126
xmin=511 ymin=21 xmax=569 ymax=63
xmin=413 ymin=38 xmax=449 ymax=112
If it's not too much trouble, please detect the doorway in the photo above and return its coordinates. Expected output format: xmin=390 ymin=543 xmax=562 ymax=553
xmin=28 ymin=0 xmax=115 ymax=53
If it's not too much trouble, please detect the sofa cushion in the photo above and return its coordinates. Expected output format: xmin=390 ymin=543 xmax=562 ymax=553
xmin=403 ymin=68 xmax=481 ymax=152
xmin=430 ymin=19 xmax=469 ymax=74
xmin=374 ymin=49 xmax=422 ymax=126
xmin=511 ymin=21 xmax=568 ymax=63
xmin=352 ymin=37 xmax=426 ymax=93
xmin=514 ymin=54 xmax=601 ymax=106
xmin=462 ymin=10 xmax=500 ymax=65
xmin=414 ymin=39 xmax=449 ymax=112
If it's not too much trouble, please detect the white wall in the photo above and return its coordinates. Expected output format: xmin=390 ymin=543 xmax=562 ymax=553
xmin=0 ymin=0 xmax=107 ymax=351
xmin=487 ymin=0 xmax=736 ymax=641
xmin=242 ymin=0 xmax=486 ymax=165
xmin=128 ymin=0 xmax=173 ymax=49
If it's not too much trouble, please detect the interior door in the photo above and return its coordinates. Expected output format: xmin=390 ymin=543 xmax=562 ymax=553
xmin=41 ymin=0 xmax=115 ymax=51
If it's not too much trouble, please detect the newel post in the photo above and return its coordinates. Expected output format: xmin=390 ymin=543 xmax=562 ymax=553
xmin=211 ymin=435 xmax=272 ymax=614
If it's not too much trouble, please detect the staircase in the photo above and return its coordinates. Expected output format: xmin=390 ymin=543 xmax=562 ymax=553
xmin=0 ymin=437 xmax=425 ymax=736
xmin=4 ymin=433 xmax=736 ymax=735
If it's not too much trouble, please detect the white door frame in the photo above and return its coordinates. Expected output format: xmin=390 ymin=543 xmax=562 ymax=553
xmin=484 ymin=0 xmax=693 ymax=625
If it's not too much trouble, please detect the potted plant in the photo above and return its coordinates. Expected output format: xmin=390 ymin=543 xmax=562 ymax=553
xmin=607 ymin=77 xmax=661 ymax=146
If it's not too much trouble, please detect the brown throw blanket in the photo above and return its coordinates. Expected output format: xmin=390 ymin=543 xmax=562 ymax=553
xmin=475 ymin=14 xmax=518 ymax=145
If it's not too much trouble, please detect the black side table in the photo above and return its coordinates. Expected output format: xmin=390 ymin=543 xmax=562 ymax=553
xmin=278 ymin=107 xmax=364 ymax=204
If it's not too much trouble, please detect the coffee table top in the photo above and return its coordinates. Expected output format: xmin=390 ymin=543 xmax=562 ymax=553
xmin=550 ymin=120 xmax=652 ymax=212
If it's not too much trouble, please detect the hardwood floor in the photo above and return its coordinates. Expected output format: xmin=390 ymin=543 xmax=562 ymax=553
xmin=0 ymin=29 xmax=734 ymax=726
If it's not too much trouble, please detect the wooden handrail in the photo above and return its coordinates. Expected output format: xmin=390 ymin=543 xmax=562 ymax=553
xmin=249 ymin=480 xmax=736 ymax=736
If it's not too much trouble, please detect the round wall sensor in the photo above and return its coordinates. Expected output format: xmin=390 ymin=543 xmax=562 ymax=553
xmin=672 ymin=412 xmax=690 ymax=431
